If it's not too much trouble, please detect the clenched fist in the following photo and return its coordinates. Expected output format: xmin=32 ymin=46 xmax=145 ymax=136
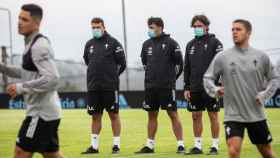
xmin=6 ymin=84 xmax=17 ymax=98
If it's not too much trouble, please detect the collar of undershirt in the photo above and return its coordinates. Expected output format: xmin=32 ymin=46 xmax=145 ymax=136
xmin=234 ymin=46 xmax=251 ymax=53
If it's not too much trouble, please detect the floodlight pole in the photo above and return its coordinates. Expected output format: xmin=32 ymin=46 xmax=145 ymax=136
xmin=121 ymin=0 xmax=130 ymax=91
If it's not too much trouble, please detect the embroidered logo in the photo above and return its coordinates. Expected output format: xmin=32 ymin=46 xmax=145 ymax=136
xmin=162 ymin=43 xmax=166 ymax=50
xmin=204 ymin=44 xmax=208 ymax=50
xmin=115 ymin=46 xmax=123 ymax=53
xmin=230 ymin=62 xmax=237 ymax=75
xmin=253 ymin=59 xmax=258 ymax=67
xmin=216 ymin=45 xmax=223 ymax=52
xmin=105 ymin=43 xmax=109 ymax=49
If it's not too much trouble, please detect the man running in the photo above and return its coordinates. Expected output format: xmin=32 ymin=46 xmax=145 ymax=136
xmin=0 ymin=4 xmax=63 ymax=158
xmin=204 ymin=19 xmax=279 ymax=158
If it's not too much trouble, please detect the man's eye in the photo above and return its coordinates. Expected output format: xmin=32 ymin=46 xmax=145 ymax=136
xmin=232 ymin=28 xmax=241 ymax=31
xmin=21 ymin=18 xmax=28 ymax=22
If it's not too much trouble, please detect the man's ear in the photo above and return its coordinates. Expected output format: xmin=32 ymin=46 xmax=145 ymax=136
xmin=247 ymin=30 xmax=252 ymax=37
xmin=205 ymin=26 xmax=209 ymax=32
xmin=33 ymin=16 xmax=41 ymax=26
xmin=158 ymin=27 xmax=163 ymax=34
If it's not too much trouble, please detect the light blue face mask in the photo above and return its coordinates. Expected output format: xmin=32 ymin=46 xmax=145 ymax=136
xmin=92 ymin=29 xmax=103 ymax=39
xmin=194 ymin=27 xmax=205 ymax=37
xmin=148 ymin=29 xmax=157 ymax=38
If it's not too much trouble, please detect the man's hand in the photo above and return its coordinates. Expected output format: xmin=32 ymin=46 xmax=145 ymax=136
xmin=6 ymin=84 xmax=17 ymax=98
xmin=184 ymin=90 xmax=191 ymax=101
xmin=256 ymin=97 xmax=262 ymax=106
xmin=217 ymin=87 xmax=224 ymax=97
xmin=256 ymin=92 xmax=265 ymax=106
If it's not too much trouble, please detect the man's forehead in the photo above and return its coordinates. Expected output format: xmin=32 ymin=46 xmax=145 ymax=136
xmin=149 ymin=24 xmax=159 ymax=28
xmin=19 ymin=10 xmax=32 ymax=18
xmin=91 ymin=22 xmax=103 ymax=26
xmin=233 ymin=22 xmax=243 ymax=27
xmin=193 ymin=20 xmax=205 ymax=26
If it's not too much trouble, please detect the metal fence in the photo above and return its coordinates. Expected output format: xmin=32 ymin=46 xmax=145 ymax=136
xmin=0 ymin=46 xmax=185 ymax=92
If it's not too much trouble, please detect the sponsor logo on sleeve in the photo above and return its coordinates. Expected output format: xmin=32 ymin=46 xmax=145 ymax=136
xmin=147 ymin=47 xmax=153 ymax=55
xmin=216 ymin=45 xmax=223 ymax=52
xmin=115 ymin=46 xmax=123 ymax=53
xmin=189 ymin=46 xmax=195 ymax=55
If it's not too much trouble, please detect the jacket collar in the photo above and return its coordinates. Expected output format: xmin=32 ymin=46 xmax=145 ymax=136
xmin=92 ymin=31 xmax=110 ymax=41
xmin=194 ymin=33 xmax=216 ymax=41
xmin=151 ymin=32 xmax=170 ymax=40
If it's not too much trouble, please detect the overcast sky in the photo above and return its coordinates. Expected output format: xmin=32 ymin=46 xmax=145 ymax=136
xmin=0 ymin=0 xmax=279 ymax=66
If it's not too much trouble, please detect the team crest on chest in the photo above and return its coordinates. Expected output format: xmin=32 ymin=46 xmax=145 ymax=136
xmin=162 ymin=43 xmax=166 ymax=50
xmin=230 ymin=62 xmax=237 ymax=75
xmin=204 ymin=44 xmax=208 ymax=50
xmin=253 ymin=59 xmax=258 ymax=67
xmin=105 ymin=43 xmax=109 ymax=49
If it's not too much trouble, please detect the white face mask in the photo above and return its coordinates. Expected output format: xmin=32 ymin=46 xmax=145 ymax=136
xmin=148 ymin=29 xmax=157 ymax=38
xmin=92 ymin=28 xmax=103 ymax=39
xmin=194 ymin=27 xmax=205 ymax=37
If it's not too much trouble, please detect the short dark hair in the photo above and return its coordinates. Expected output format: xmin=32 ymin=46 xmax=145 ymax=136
xmin=21 ymin=4 xmax=43 ymax=20
xmin=91 ymin=17 xmax=105 ymax=27
xmin=147 ymin=17 xmax=164 ymax=29
xmin=191 ymin=14 xmax=210 ymax=27
xmin=233 ymin=19 xmax=252 ymax=32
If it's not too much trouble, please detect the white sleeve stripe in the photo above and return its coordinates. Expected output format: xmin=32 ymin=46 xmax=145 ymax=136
xmin=172 ymin=90 xmax=176 ymax=101
xmin=26 ymin=117 xmax=39 ymax=138
xmin=115 ymin=49 xmax=123 ymax=53
xmin=175 ymin=48 xmax=181 ymax=52
xmin=115 ymin=91 xmax=119 ymax=104
xmin=175 ymin=66 xmax=179 ymax=73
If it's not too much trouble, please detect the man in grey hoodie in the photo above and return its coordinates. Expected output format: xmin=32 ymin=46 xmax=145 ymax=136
xmin=0 ymin=4 xmax=63 ymax=158
xmin=204 ymin=19 xmax=278 ymax=158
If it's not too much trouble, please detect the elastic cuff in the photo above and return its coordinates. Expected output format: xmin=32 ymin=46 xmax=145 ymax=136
xmin=16 ymin=83 xmax=24 ymax=95
xmin=206 ymin=86 xmax=221 ymax=98
xmin=214 ymin=86 xmax=221 ymax=96
xmin=256 ymin=92 xmax=266 ymax=105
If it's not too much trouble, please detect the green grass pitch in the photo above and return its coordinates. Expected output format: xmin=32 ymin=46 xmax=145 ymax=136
xmin=0 ymin=109 xmax=279 ymax=158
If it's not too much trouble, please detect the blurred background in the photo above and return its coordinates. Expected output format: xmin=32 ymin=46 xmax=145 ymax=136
xmin=0 ymin=0 xmax=280 ymax=92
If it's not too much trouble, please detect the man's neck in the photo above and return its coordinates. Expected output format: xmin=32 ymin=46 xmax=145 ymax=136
xmin=234 ymin=41 xmax=251 ymax=53
xmin=235 ymin=42 xmax=249 ymax=49
xmin=154 ymin=31 xmax=163 ymax=38
xmin=24 ymin=30 xmax=39 ymax=45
